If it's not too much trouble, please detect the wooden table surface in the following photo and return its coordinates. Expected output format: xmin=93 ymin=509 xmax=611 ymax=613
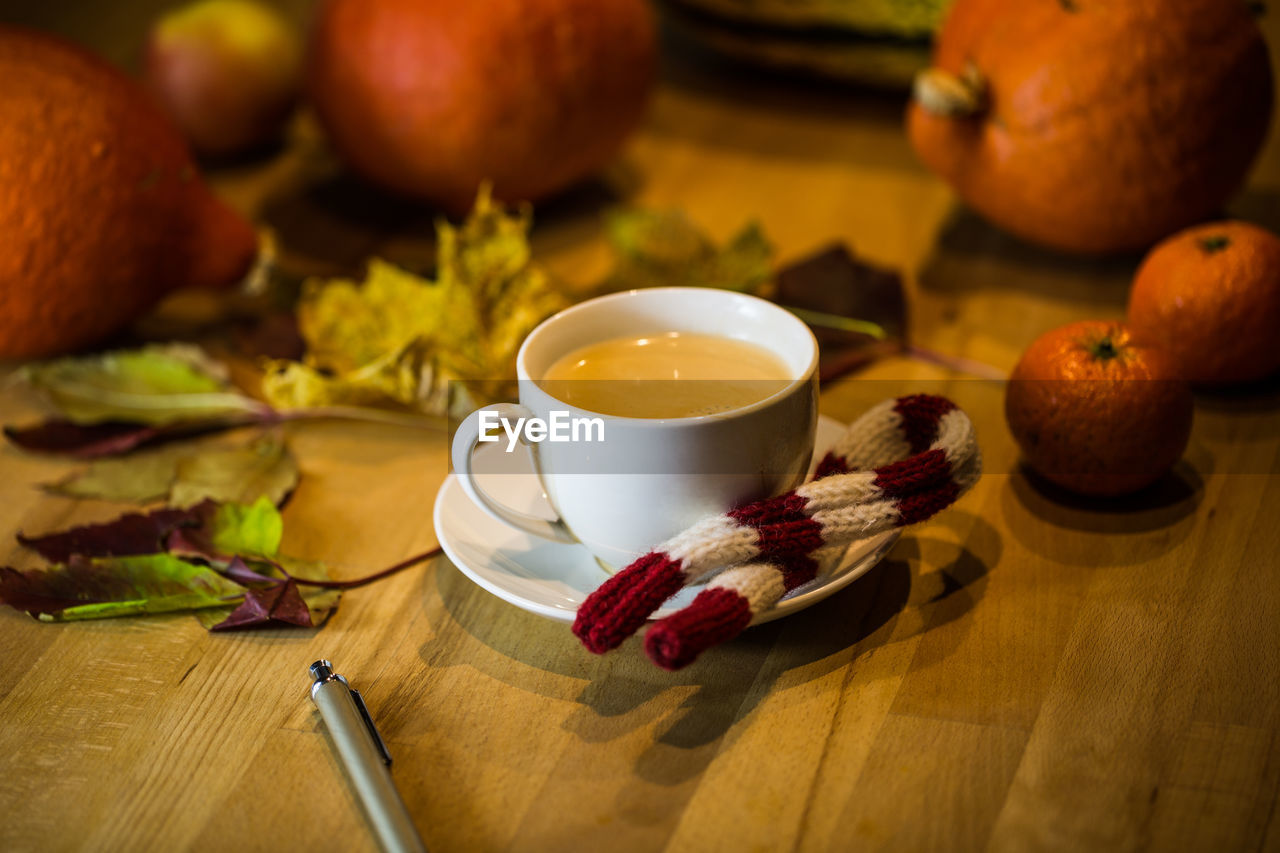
xmin=3 ymin=4 xmax=1280 ymax=851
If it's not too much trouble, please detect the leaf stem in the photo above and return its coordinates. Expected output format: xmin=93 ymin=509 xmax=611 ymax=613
xmin=904 ymin=345 xmax=1008 ymax=380
xmin=272 ymin=406 xmax=447 ymax=430
xmin=278 ymin=546 xmax=444 ymax=590
xmin=782 ymin=306 xmax=889 ymax=339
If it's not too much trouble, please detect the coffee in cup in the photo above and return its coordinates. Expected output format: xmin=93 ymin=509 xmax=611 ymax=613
xmin=539 ymin=331 xmax=792 ymax=418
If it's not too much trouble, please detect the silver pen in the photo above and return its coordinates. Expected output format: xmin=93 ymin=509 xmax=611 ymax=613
xmin=309 ymin=660 xmax=427 ymax=853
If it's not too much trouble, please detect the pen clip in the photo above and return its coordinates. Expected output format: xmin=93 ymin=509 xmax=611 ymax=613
xmin=349 ymin=688 xmax=393 ymax=767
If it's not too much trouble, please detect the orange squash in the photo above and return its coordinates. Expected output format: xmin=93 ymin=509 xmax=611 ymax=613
xmin=307 ymin=0 xmax=655 ymax=214
xmin=907 ymin=0 xmax=1273 ymax=254
xmin=0 ymin=26 xmax=258 ymax=360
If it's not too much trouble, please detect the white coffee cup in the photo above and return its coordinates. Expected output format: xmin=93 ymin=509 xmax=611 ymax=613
xmin=450 ymin=287 xmax=819 ymax=570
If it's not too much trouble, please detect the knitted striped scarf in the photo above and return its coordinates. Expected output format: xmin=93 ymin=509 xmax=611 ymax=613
xmin=572 ymin=394 xmax=981 ymax=669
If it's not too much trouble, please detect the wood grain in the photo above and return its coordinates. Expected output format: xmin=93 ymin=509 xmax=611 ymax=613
xmin=1 ymin=3 xmax=1279 ymax=851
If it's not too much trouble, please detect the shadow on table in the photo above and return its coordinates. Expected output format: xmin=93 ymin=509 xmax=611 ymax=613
xmin=917 ymin=207 xmax=1141 ymax=308
xmin=415 ymin=511 xmax=998 ymax=780
xmin=999 ymin=462 xmax=1203 ymax=568
xmin=258 ymin=161 xmax=630 ymax=282
xmin=918 ymin=185 xmax=1280 ymax=311
xmin=614 ymin=512 xmax=998 ymax=767
xmin=1192 ymin=372 xmax=1280 ymax=445
xmin=645 ymin=17 xmax=915 ymax=172
xmin=1229 ymin=186 xmax=1280 ymax=235
xmin=256 ymin=171 xmax=436 ymax=280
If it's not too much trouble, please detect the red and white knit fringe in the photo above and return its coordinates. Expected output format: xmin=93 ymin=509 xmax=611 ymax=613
xmin=572 ymin=394 xmax=981 ymax=669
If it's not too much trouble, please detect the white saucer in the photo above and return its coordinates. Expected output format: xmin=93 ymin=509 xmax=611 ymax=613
xmin=432 ymin=415 xmax=900 ymax=624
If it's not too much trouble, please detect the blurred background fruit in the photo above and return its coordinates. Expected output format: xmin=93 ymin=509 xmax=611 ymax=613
xmin=908 ymin=0 xmax=1273 ymax=254
xmin=672 ymin=0 xmax=945 ymax=32
xmin=1127 ymin=221 xmax=1280 ymax=385
xmin=0 ymin=25 xmax=258 ymax=361
xmin=143 ymin=0 xmax=303 ymax=158
xmin=1005 ymin=320 xmax=1194 ymax=497
xmin=662 ymin=0 xmax=949 ymax=89
xmin=307 ymin=0 xmax=657 ymax=214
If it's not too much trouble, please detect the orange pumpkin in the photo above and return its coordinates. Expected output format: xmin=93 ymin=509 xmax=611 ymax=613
xmin=907 ymin=0 xmax=1273 ymax=254
xmin=0 ymin=26 xmax=258 ymax=360
xmin=307 ymin=0 xmax=655 ymax=214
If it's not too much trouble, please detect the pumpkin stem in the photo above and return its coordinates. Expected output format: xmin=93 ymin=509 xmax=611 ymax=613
xmin=1091 ymin=337 xmax=1120 ymax=361
xmin=913 ymin=63 xmax=987 ymax=118
xmin=1199 ymin=234 xmax=1231 ymax=253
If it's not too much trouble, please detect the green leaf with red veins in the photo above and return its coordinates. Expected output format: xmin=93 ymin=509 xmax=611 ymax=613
xmin=210 ymin=578 xmax=312 ymax=631
xmin=0 ymin=553 xmax=245 ymax=621
xmin=600 ymin=207 xmax=773 ymax=294
xmin=17 ymin=502 xmax=216 ymax=562
xmin=19 ymin=343 xmax=269 ymax=426
xmin=169 ymin=433 xmax=298 ymax=508
xmin=42 ymin=444 xmax=191 ymax=503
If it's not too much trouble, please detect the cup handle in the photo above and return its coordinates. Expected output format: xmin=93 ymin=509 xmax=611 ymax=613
xmin=450 ymin=402 xmax=578 ymax=544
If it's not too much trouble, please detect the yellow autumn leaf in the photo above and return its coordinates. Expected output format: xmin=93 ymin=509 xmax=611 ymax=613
xmin=262 ymin=186 xmax=565 ymax=416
